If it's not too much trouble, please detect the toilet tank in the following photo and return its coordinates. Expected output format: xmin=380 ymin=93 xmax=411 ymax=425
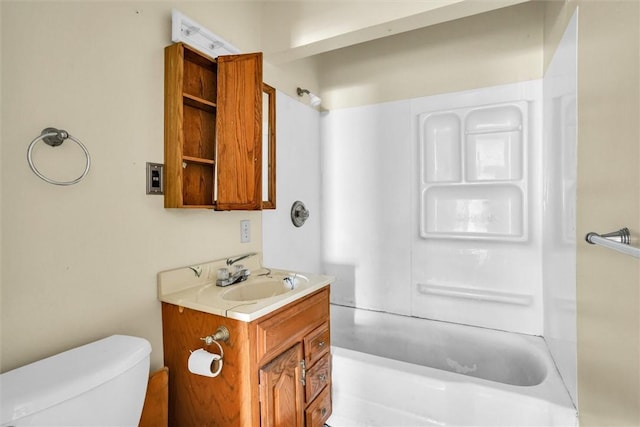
xmin=0 ymin=335 xmax=151 ymax=426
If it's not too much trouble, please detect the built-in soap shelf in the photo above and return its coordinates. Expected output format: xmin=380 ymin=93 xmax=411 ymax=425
xmin=419 ymin=102 xmax=528 ymax=241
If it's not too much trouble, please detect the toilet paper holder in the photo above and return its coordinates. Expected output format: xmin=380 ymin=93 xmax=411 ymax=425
xmin=187 ymin=326 xmax=230 ymax=378
xmin=200 ymin=326 xmax=230 ymax=346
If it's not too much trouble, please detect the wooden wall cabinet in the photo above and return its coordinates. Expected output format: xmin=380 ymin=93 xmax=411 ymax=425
xmin=164 ymin=43 xmax=263 ymax=210
xmin=161 ymin=287 xmax=332 ymax=426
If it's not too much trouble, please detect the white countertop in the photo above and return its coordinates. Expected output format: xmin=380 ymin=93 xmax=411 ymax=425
xmin=157 ymin=255 xmax=333 ymax=322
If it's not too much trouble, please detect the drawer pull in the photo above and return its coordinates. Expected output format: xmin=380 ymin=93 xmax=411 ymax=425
xmin=318 ymin=374 xmax=327 ymax=382
xmin=317 ymin=341 xmax=325 ymax=348
xmin=320 ymin=407 xmax=327 ymax=416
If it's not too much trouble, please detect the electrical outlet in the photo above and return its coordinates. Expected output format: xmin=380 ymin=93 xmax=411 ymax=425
xmin=240 ymin=220 xmax=250 ymax=243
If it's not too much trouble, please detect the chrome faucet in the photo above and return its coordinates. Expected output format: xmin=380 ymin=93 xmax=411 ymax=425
xmin=216 ymin=253 xmax=257 ymax=287
xmin=216 ymin=264 xmax=251 ymax=287
xmin=226 ymin=252 xmax=257 ymax=266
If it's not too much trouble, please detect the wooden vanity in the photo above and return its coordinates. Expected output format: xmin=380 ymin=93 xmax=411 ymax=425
xmin=161 ymin=284 xmax=331 ymax=426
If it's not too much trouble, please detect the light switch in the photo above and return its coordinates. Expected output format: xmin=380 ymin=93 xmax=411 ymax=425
xmin=146 ymin=162 xmax=164 ymax=195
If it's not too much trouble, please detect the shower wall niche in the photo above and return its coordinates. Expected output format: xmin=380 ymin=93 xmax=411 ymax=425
xmin=419 ymin=102 xmax=528 ymax=241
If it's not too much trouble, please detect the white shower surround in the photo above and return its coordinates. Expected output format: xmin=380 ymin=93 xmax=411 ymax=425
xmin=262 ymin=91 xmax=322 ymax=274
xmin=542 ymin=11 xmax=578 ymax=405
xmin=264 ymin=9 xmax=578 ymax=411
xmin=322 ymin=79 xmax=544 ymax=335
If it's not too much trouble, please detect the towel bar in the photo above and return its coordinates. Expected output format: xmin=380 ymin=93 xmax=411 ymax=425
xmin=585 ymin=227 xmax=640 ymax=259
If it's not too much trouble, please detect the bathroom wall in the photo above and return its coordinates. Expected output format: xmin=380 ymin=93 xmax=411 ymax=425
xmin=0 ymin=2 xmax=4 ymax=368
xmin=0 ymin=1 xmax=318 ymax=372
xmin=542 ymin=10 xmax=578 ymax=405
xmin=317 ymin=1 xmax=544 ymax=110
xmin=545 ymin=2 xmax=640 ymax=424
xmin=572 ymin=2 xmax=640 ymax=425
xmin=262 ymin=92 xmax=322 ymax=274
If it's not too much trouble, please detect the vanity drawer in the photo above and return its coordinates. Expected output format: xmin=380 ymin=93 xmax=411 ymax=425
xmin=304 ymin=322 xmax=330 ymax=366
xmin=305 ymin=353 xmax=330 ymax=403
xmin=256 ymin=288 xmax=329 ymax=364
xmin=305 ymin=386 xmax=331 ymax=427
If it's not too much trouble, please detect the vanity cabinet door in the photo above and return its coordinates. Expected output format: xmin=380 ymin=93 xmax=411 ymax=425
xmin=259 ymin=343 xmax=305 ymax=427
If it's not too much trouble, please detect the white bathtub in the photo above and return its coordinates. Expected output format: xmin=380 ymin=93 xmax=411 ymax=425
xmin=328 ymin=304 xmax=577 ymax=427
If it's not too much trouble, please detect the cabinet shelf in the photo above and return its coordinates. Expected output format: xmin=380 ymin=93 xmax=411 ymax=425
xmin=183 ymin=93 xmax=217 ymax=112
xmin=182 ymin=155 xmax=215 ymax=165
xmin=418 ymin=102 xmax=528 ymax=241
xmin=465 ymin=126 xmax=522 ymax=136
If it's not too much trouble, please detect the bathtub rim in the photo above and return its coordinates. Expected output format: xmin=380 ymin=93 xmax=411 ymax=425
xmin=329 ymin=304 xmax=577 ymax=413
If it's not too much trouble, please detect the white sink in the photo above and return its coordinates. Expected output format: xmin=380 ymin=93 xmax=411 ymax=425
xmin=157 ymin=256 xmax=333 ymax=322
xmin=221 ymin=274 xmax=308 ymax=301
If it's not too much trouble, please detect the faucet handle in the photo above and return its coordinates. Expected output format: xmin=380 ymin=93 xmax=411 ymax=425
xmin=217 ymin=268 xmax=229 ymax=281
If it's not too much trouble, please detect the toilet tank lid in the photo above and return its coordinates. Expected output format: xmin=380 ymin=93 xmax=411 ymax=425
xmin=0 ymin=335 xmax=151 ymax=424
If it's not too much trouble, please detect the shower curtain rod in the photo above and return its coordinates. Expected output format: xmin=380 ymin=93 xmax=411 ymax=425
xmin=585 ymin=227 xmax=640 ymax=259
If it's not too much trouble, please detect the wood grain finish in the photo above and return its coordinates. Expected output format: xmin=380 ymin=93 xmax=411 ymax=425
xmin=164 ymin=43 xmax=186 ymax=208
xmin=161 ymin=303 xmax=257 ymax=426
xmin=256 ymin=290 xmax=329 ymax=365
xmin=139 ymin=368 xmax=168 ymax=427
xmin=183 ymin=50 xmax=216 ymax=102
xmin=262 ymin=83 xmax=276 ymax=209
xmin=216 ymin=53 xmax=263 ymax=211
xmin=305 ymin=386 xmax=332 ymax=427
xmin=259 ymin=344 xmax=305 ymax=427
xmin=305 ymin=353 xmax=330 ymax=403
xmin=304 ymin=322 xmax=330 ymax=367
xmin=164 ymin=43 xmax=263 ymax=210
xmin=183 ymin=105 xmax=215 ymax=159
xmin=182 ymin=162 xmax=214 ymax=206
xmin=161 ymin=286 xmax=331 ymax=426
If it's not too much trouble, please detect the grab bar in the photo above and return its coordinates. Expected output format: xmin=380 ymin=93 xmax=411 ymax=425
xmin=585 ymin=227 xmax=640 ymax=259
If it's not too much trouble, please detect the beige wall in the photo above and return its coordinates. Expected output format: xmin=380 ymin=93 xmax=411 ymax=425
xmin=546 ymin=2 xmax=640 ymax=425
xmin=316 ymin=1 xmax=544 ymax=110
xmin=0 ymin=1 xmax=316 ymax=372
xmin=573 ymin=2 xmax=640 ymax=425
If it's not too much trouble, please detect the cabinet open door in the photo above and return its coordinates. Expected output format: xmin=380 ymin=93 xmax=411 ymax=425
xmin=216 ymin=52 xmax=263 ymax=210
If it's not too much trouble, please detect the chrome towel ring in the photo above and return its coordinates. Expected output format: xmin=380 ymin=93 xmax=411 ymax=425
xmin=27 ymin=127 xmax=91 ymax=186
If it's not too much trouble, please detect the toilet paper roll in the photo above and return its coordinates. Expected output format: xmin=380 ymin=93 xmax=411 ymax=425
xmin=188 ymin=349 xmax=223 ymax=377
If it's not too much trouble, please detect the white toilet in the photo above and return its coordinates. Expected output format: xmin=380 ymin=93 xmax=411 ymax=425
xmin=0 ymin=335 xmax=151 ymax=426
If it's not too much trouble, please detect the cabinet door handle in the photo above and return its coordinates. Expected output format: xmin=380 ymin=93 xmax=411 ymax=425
xmin=320 ymin=407 xmax=327 ymax=417
xmin=317 ymin=341 xmax=325 ymax=348
xmin=318 ymin=374 xmax=327 ymax=382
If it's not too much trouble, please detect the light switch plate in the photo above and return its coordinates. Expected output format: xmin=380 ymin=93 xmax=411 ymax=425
xmin=146 ymin=162 xmax=164 ymax=195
